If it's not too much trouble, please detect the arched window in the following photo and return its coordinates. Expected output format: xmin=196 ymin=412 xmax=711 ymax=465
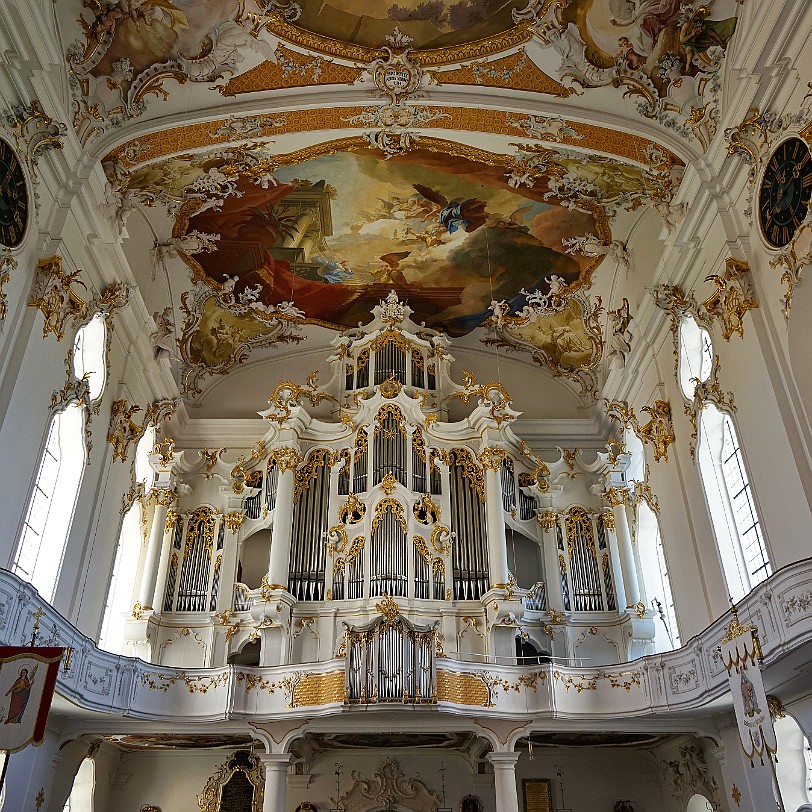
xmin=774 ymin=713 xmax=812 ymax=808
xmin=72 ymin=314 xmax=107 ymax=401
xmin=62 ymin=756 xmax=95 ymax=811
xmin=680 ymin=317 xmax=771 ymax=602
xmin=13 ymin=403 xmax=87 ymax=601
xmin=12 ymin=317 xmax=108 ymax=602
xmin=623 ymin=429 xmax=680 ymax=651
xmin=99 ymin=424 xmax=156 ymax=651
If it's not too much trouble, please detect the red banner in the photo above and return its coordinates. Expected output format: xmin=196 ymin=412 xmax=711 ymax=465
xmin=0 ymin=647 xmax=62 ymax=753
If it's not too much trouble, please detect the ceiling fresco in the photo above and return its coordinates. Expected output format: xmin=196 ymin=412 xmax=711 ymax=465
xmin=56 ymin=0 xmax=729 ymax=403
xmin=180 ymin=148 xmax=599 ymax=333
xmin=111 ymin=130 xmax=680 ymax=397
xmin=65 ymin=0 xmax=743 ymax=151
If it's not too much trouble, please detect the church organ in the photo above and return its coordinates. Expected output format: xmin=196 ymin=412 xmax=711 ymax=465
xmin=137 ymin=293 xmax=656 ymax=676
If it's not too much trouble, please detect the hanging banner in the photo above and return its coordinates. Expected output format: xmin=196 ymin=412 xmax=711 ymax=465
xmin=0 ymin=647 xmax=63 ymax=753
xmin=720 ymin=611 xmax=777 ymax=766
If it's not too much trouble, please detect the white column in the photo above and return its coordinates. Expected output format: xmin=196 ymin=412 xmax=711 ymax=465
xmin=539 ymin=510 xmax=565 ymax=611
xmin=610 ymin=494 xmax=640 ymax=608
xmin=268 ymin=462 xmax=296 ymax=588
xmin=151 ymin=507 xmax=177 ymax=611
xmin=139 ymin=487 xmax=175 ymax=609
xmin=487 ymin=752 xmax=520 ymax=812
xmin=259 ymin=753 xmax=290 ymax=812
xmin=484 ymin=465 xmax=509 ymax=586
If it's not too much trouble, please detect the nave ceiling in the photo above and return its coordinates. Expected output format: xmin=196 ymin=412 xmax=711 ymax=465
xmin=54 ymin=0 xmax=747 ymax=419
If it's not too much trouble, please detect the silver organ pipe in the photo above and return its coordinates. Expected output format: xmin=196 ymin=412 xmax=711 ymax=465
xmin=411 ymin=427 xmax=427 ymax=493
xmin=244 ymin=473 xmax=263 ymax=520
xmin=449 ymin=449 xmax=488 ymax=600
xmin=427 ymin=362 xmax=436 ymax=390
xmin=374 ymin=336 xmax=406 ymax=385
xmin=356 ymin=348 xmax=370 ymax=388
xmin=500 ymin=458 xmax=516 ymax=513
xmin=517 ymin=473 xmax=537 ymax=521
xmin=176 ymin=507 xmax=216 ymax=612
xmin=264 ymin=460 xmax=279 ymax=513
xmin=208 ymin=523 xmax=225 ymax=611
xmin=344 ymin=613 xmax=436 ymax=704
xmin=413 ymin=539 xmax=430 ymax=599
xmin=353 ymin=427 xmax=368 ymax=493
xmin=556 ymin=521 xmax=571 ymax=611
xmin=429 ymin=450 xmax=442 ymax=495
xmin=432 ymin=559 xmax=444 ymax=601
xmin=411 ymin=349 xmax=424 ymax=388
xmin=163 ymin=513 xmax=184 ymax=611
xmin=289 ymin=450 xmax=331 ymax=601
xmin=337 ymin=450 xmax=350 ymax=495
xmin=597 ymin=514 xmax=617 ymax=611
xmin=563 ymin=507 xmax=605 ymax=612
xmin=347 ymin=554 xmax=364 ymax=599
xmin=373 ymin=406 xmax=407 ymax=486
xmin=370 ymin=499 xmax=407 ymax=597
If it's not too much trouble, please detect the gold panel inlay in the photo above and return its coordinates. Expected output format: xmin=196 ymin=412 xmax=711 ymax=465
xmin=436 ymin=670 xmax=489 ymax=706
xmin=106 ymin=114 xmax=677 ymax=172
xmin=220 ymin=45 xmax=363 ymax=96
xmin=291 ymin=671 xmax=344 ymax=707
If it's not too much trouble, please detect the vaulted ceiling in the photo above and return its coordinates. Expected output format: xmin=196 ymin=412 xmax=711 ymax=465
xmin=57 ymin=0 xmax=744 ymax=419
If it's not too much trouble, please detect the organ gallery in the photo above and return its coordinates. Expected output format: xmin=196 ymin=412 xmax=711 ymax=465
xmin=0 ymin=1 xmax=811 ymax=811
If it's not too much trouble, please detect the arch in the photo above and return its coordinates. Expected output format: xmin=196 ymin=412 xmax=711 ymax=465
xmin=696 ymin=405 xmax=770 ymax=601
xmin=677 ymin=316 xmax=712 ymax=399
xmin=63 ymin=756 xmax=96 ymax=812
xmin=685 ymin=794 xmax=713 ymax=811
xmin=13 ymin=402 xmax=87 ymax=601
xmin=239 ymin=529 xmax=271 ymax=590
xmin=72 ymin=313 xmax=108 ymax=403
xmin=774 ymin=713 xmax=812 ymax=809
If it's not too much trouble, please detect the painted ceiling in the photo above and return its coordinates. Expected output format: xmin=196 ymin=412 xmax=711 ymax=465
xmin=52 ymin=0 xmax=747 ymax=410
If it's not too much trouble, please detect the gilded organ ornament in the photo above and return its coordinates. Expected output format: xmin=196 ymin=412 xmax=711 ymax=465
xmin=107 ymin=398 xmax=178 ymax=463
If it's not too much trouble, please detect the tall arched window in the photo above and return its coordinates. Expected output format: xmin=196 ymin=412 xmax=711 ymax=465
xmin=61 ymin=756 xmax=95 ymax=811
xmin=680 ymin=317 xmax=771 ymax=602
xmin=624 ymin=428 xmax=680 ymax=650
xmin=100 ymin=425 xmax=155 ymax=652
xmin=12 ymin=317 xmax=107 ymax=602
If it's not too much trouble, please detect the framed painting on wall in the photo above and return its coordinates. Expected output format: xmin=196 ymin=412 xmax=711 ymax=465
xmin=522 ymin=779 xmax=553 ymax=812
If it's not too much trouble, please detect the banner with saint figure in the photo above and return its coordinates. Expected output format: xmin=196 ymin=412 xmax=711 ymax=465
xmin=0 ymin=647 xmax=63 ymax=752
xmin=720 ymin=612 xmax=777 ymax=766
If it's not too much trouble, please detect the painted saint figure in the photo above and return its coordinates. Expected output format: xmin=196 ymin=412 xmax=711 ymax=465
xmin=740 ymin=667 xmax=761 ymax=718
xmin=4 ymin=664 xmax=37 ymax=724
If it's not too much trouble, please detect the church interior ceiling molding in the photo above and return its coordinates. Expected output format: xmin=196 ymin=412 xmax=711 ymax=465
xmin=107 ymin=130 xmax=680 ymax=399
xmin=52 ymin=0 xmax=736 ymax=405
xmin=61 ymin=0 xmax=744 ymax=153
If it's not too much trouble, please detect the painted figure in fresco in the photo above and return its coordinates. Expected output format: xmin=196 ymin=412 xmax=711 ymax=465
xmin=609 ymin=0 xmax=682 ymax=61
xmin=92 ymin=0 xmax=190 ymax=73
xmin=412 ymin=185 xmax=488 ymax=235
xmin=740 ymin=667 xmax=761 ymax=718
xmin=4 ymin=665 xmax=37 ymax=724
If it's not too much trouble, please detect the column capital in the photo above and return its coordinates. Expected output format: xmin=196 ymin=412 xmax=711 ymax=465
xmin=258 ymin=753 xmax=291 ymax=770
xmin=486 ymin=751 xmax=520 ymax=767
